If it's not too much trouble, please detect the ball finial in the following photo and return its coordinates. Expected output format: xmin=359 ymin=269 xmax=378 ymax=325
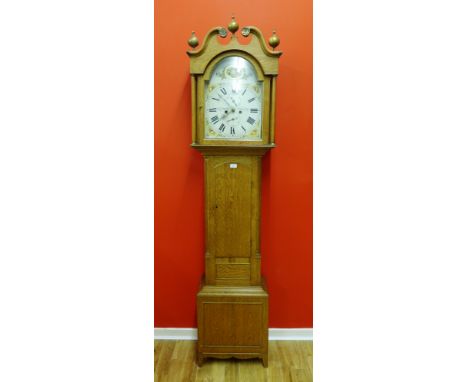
xmin=228 ymin=15 xmax=239 ymax=34
xmin=268 ymin=30 xmax=280 ymax=49
xmin=187 ymin=31 xmax=199 ymax=49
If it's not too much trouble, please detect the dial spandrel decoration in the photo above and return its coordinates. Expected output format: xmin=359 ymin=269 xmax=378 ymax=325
xmin=204 ymin=56 xmax=263 ymax=140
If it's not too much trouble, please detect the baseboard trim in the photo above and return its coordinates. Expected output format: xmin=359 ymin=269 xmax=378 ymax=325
xmin=154 ymin=328 xmax=313 ymax=341
xmin=154 ymin=328 xmax=197 ymax=340
xmin=268 ymin=328 xmax=313 ymax=340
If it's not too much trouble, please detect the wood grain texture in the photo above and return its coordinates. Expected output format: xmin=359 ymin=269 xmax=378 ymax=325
xmin=197 ymin=279 xmax=269 ymax=367
xmin=197 ymin=151 xmax=268 ymax=361
xmin=154 ymin=340 xmax=313 ymax=382
xmin=211 ymin=156 xmax=252 ymax=259
xmin=191 ymin=75 xmax=197 ymax=144
xmin=216 ymin=264 xmax=250 ymax=279
xmin=203 ymin=155 xmax=264 ymax=286
xmin=191 ymin=144 xmax=275 ymax=156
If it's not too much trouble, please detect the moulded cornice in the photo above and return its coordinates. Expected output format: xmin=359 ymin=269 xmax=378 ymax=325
xmin=191 ymin=144 xmax=275 ymax=156
xmin=186 ymin=19 xmax=282 ymax=76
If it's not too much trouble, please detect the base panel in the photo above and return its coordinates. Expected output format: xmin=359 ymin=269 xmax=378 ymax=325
xmin=196 ymin=278 xmax=269 ymax=367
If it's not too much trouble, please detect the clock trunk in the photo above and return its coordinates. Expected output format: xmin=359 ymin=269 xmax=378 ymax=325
xmin=204 ymin=155 xmax=261 ymax=286
xmin=195 ymin=146 xmax=270 ymax=367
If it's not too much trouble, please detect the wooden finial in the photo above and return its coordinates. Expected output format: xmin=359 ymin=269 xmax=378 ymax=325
xmin=268 ymin=30 xmax=280 ymax=49
xmin=228 ymin=15 xmax=239 ymax=34
xmin=188 ymin=31 xmax=199 ymax=49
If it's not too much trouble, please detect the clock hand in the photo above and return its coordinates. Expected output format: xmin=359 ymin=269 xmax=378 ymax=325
xmin=220 ymin=108 xmax=235 ymax=119
xmin=230 ymin=97 xmax=238 ymax=107
xmin=218 ymin=94 xmax=234 ymax=108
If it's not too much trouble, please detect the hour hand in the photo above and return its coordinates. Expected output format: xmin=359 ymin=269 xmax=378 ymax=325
xmin=220 ymin=108 xmax=232 ymax=119
xmin=218 ymin=94 xmax=233 ymax=108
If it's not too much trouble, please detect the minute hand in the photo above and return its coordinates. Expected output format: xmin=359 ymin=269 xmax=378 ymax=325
xmin=229 ymin=96 xmax=238 ymax=107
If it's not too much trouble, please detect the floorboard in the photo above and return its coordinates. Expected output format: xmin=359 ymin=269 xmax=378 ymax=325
xmin=154 ymin=340 xmax=313 ymax=382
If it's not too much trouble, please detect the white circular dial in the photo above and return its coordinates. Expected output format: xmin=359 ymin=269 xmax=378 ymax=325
xmin=204 ymin=56 xmax=262 ymax=140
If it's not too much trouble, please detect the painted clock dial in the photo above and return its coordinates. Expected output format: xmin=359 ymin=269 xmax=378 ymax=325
xmin=204 ymin=56 xmax=263 ymax=140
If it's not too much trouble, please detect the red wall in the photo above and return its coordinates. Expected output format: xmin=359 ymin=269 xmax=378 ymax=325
xmin=155 ymin=0 xmax=312 ymax=328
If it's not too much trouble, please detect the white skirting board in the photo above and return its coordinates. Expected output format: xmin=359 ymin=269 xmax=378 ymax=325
xmin=154 ymin=328 xmax=313 ymax=341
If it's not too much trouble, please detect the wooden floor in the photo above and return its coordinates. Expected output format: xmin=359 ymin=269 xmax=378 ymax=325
xmin=154 ymin=340 xmax=313 ymax=382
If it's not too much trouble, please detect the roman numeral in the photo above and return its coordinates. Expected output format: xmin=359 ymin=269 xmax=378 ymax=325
xmin=241 ymin=126 xmax=246 ymax=132
xmin=242 ymin=89 xmax=247 ymax=95
xmin=248 ymin=97 xmax=255 ymax=103
xmin=247 ymin=117 xmax=255 ymax=125
xmin=220 ymin=88 xmax=227 ymax=95
xmin=211 ymin=116 xmax=219 ymax=124
xmin=230 ymin=126 xmax=235 ymax=135
xmin=219 ymin=123 xmax=226 ymax=132
xmin=208 ymin=108 xmax=216 ymax=112
xmin=250 ymin=108 xmax=258 ymax=113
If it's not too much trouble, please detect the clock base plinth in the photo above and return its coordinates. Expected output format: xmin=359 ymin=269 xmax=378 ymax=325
xmin=196 ymin=278 xmax=269 ymax=367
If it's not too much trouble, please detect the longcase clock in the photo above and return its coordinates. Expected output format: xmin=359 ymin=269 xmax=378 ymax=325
xmin=186 ymin=17 xmax=281 ymax=367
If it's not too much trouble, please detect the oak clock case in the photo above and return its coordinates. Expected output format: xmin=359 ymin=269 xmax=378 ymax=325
xmin=187 ymin=17 xmax=281 ymax=368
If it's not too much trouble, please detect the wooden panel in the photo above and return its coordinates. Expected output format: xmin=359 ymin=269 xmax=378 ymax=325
xmin=215 ymin=258 xmax=251 ymax=264
xmin=216 ymin=264 xmax=250 ymax=280
xmin=191 ymin=75 xmax=197 ymax=144
xmin=192 ymin=144 xmax=274 ymax=156
xmin=269 ymin=76 xmax=277 ymax=144
xmin=197 ymin=280 xmax=269 ymax=367
xmin=204 ymin=155 xmax=263 ymax=286
xmin=249 ymin=157 xmax=262 ymax=285
xmin=206 ymin=156 xmax=253 ymax=259
xmin=203 ymin=302 xmax=263 ymax=346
